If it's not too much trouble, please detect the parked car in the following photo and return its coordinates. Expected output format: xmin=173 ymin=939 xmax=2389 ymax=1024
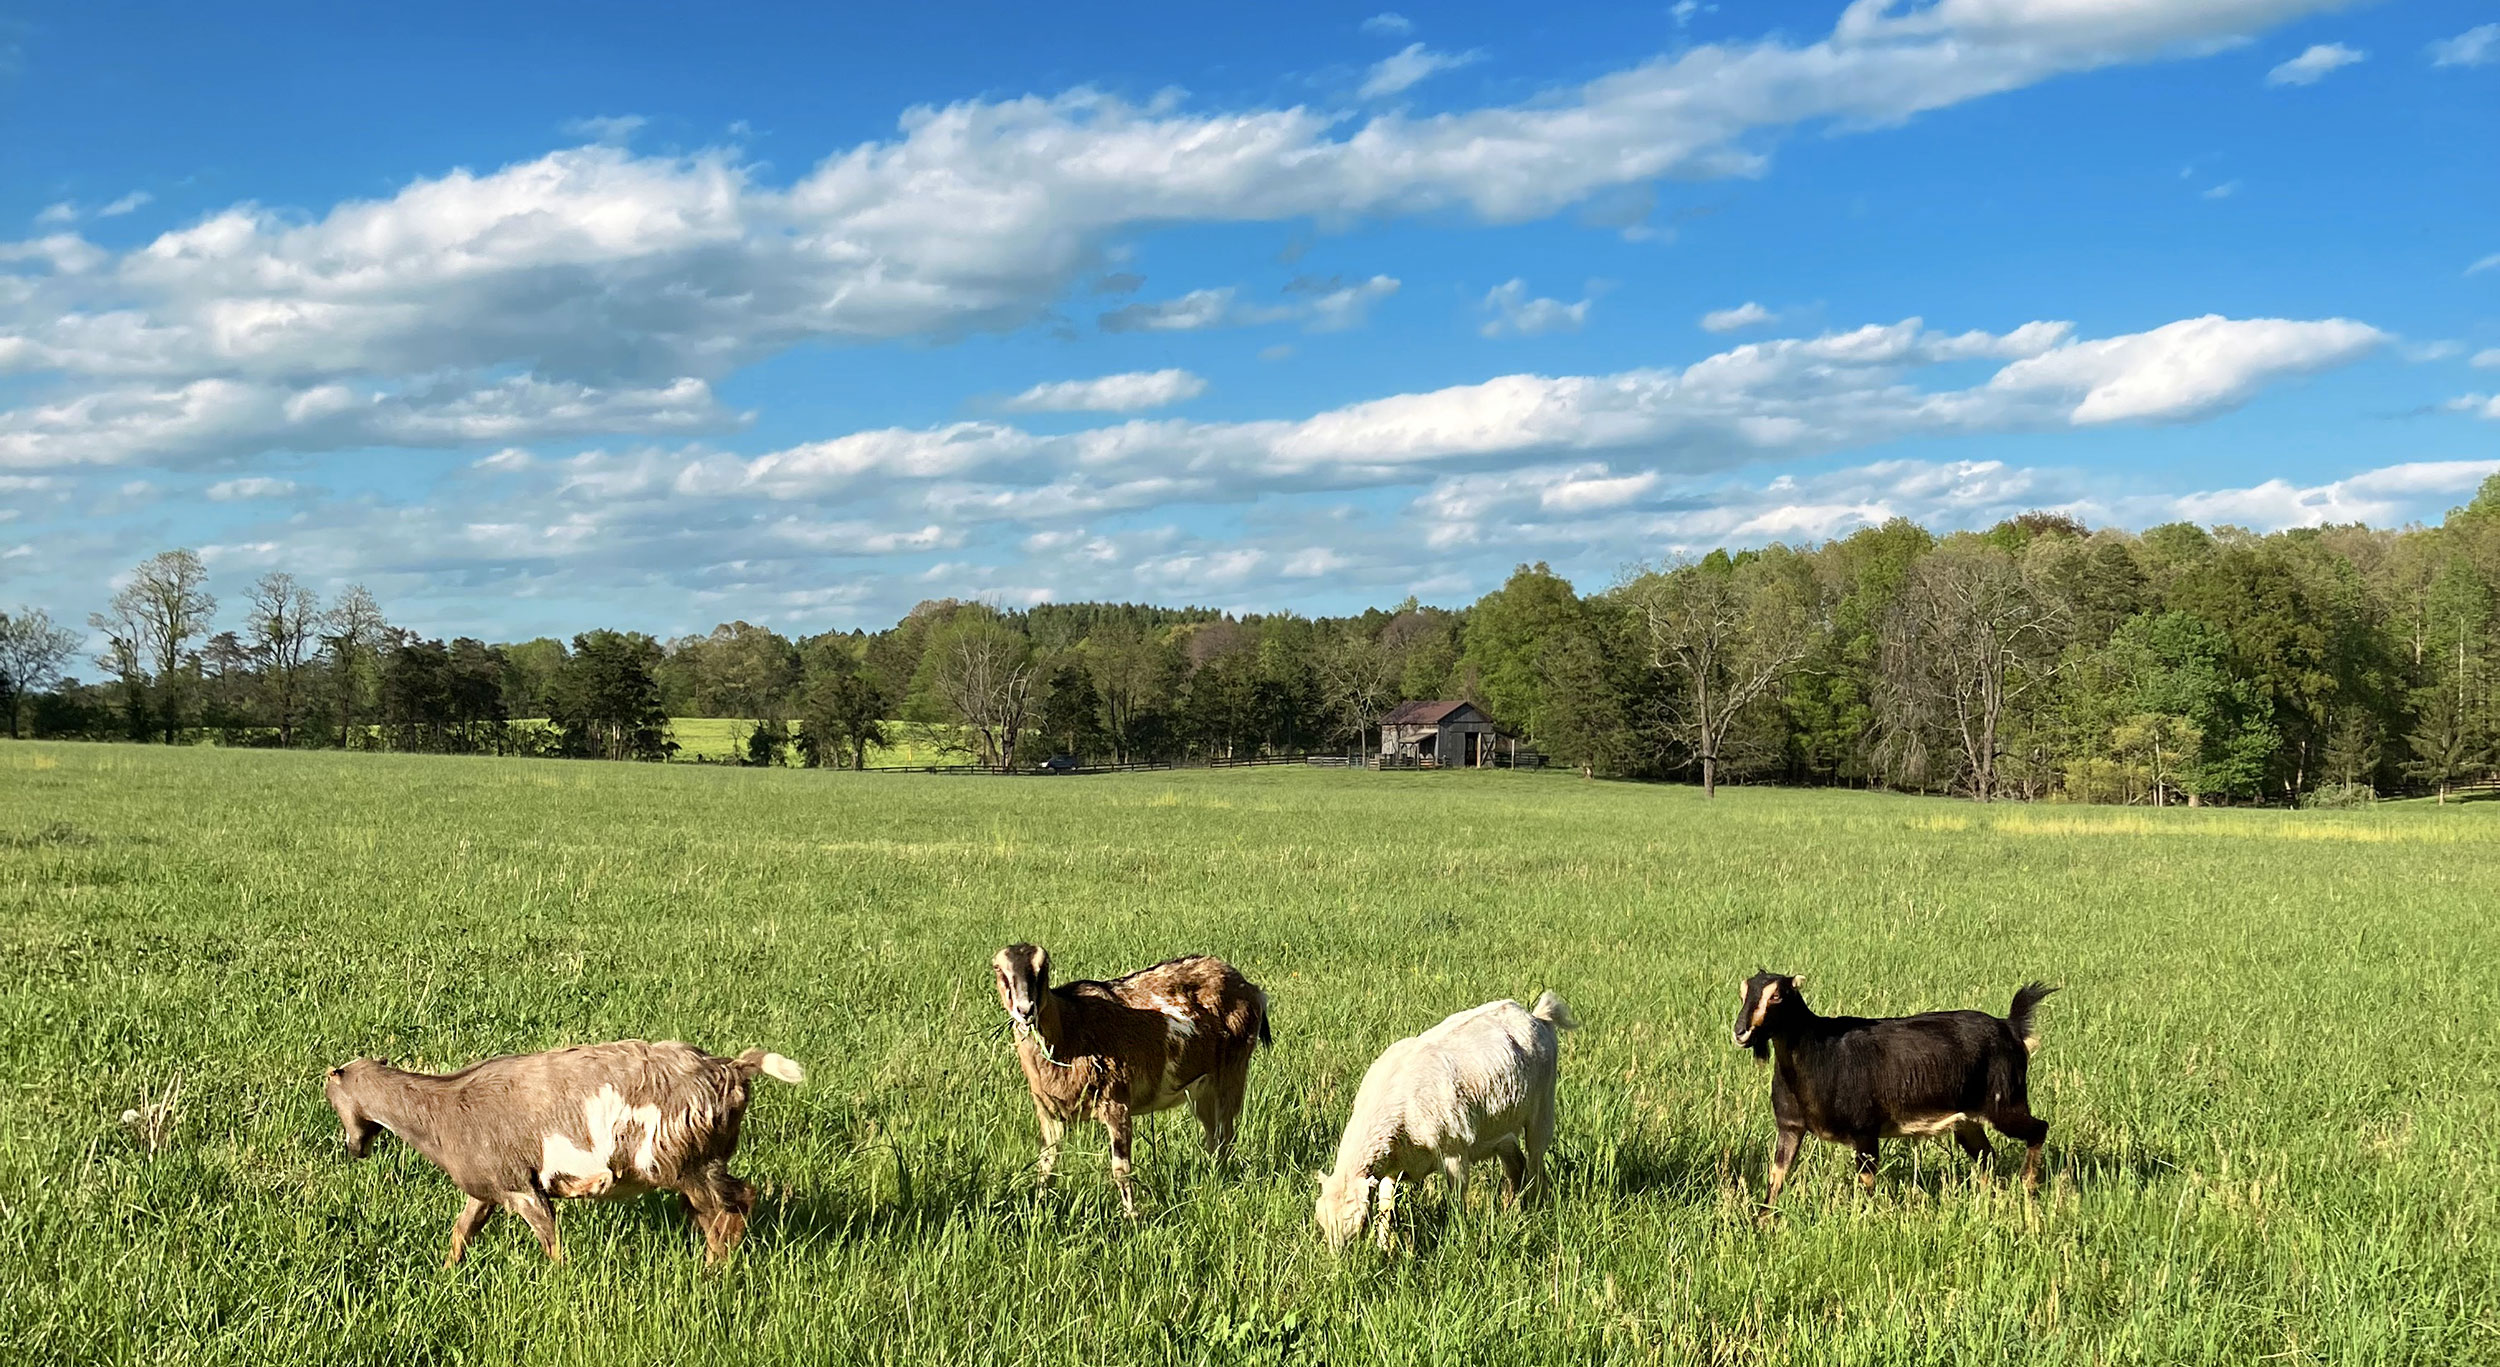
xmin=1040 ymin=753 xmax=1082 ymax=773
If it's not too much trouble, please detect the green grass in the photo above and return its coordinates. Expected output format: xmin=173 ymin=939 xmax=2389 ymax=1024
xmin=2 ymin=743 xmax=2494 ymax=1366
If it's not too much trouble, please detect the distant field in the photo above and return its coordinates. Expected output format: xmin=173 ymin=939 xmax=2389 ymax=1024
xmin=2 ymin=744 xmax=2494 ymax=1365
xmin=533 ymin=718 xmax=968 ymax=766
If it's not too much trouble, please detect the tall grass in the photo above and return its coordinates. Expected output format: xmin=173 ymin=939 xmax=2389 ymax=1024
xmin=1 ymin=743 xmax=2493 ymax=1365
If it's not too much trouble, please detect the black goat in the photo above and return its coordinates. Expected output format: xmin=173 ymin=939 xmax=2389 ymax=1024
xmin=1732 ymin=971 xmax=2056 ymax=1205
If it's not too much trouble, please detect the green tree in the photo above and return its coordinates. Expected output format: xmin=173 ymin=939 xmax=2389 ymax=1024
xmin=550 ymin=630 xmax=675 ymax=761
xmin=88 ymin=549 xmax=217 ymax=744
xmin=1458 ymin=563 xmax=1583 ymax=740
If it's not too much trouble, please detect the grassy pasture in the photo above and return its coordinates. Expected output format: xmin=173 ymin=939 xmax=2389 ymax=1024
xmin=1 ymin=743 xmax=2494 ymax=1366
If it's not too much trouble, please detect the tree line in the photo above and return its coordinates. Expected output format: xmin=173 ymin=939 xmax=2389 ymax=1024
xmin=7 ymin=478 xmax=2500 ymax=804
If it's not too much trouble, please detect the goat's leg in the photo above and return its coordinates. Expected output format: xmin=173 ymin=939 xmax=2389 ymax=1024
xmin=1763 ymin=1126 xmax=1803 ymax=1208
xmin=1102 ymin=1103 xmax=1138 ymax=1218
xmin=1372 ymin=1175 xmax=1398 ymax=1252
xmin=443 ymin=1196 xmax=494 ymax=1267
xmin=1440 ymin=1151 xmax=1470 ymax=1225
xmin=1497 ymin=1140 xmax=1528 ymax=1207
xmin=1032 ymin=1103 xmax=1066 ymax=1190
xmin=503 ymin=1189 xmax=565 ymax=1264
xmin=1989 ymin=1107 xmax=2050 ymax=1195
xmin=685 ymin=1169 xmax=751 ymax=1264
xmin=1954 ymin=1122 xmax=1995 ymax=1184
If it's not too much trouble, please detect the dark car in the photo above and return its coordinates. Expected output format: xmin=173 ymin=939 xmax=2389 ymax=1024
xmin=1040 ymin=753 xmax=1083 ymax=773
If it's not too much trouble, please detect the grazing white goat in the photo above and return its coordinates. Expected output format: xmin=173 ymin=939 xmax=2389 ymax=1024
xmin=1314 ymin=991 xmax=1577 ymax=1251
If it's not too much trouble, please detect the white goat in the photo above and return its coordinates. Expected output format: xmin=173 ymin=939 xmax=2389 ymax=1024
xmin=1314 ymin=991 xmax=1577 ymax=1250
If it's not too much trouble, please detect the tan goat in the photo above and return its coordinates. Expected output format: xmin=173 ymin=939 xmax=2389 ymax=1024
xmin=323 ymin=1039 xmax=804 ymax=1265
xmin=991 ymin=943 xmax=1270 ymax=1216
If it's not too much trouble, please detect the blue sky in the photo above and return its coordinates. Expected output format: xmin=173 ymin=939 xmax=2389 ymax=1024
xmin=2 ymin=0 xmax=2495 ymax=641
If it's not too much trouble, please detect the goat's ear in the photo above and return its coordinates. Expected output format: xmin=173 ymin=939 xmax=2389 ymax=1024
xmin=1789 ymin=973 xmax=1805 ymax=990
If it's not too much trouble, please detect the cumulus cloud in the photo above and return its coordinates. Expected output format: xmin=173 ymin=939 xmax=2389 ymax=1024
xmin=0 ymin=0 xmax=2348 ymax=422
xmin=205 ymin=476 xmax=298 ymax=500
xmin=561 ymin=114 xmax=648 ymax=143
xmin=2170 ymin=460 xmax=2500 ymax=527
xmin=1700 ymin=301 xmax=1774 ymax=332
xmin=0 ymin=374 xmax=737 ymax=469
xmin=2267 ymin=43 xmax=2364 ymax=86
xmin=1980 ymin=315 xmax=2380 ymax=423
xmin=1098 ymin=278 xmax=1397 ymax=334
xmin=651 ymin=312 xmax=2378 ymax=510
xmin=1000 ymin=369 xmax=1208 ymax=412
xmin=1361 ymin=13 xmax=1414 ymax=37
xmin=1480 ymin=280 xmax=1592 ymax=337
xmin=1098 ymin=288 xmax=1237 ymax=334
xmin=2429 ymin=23 xmax=2497 ymax=67
xmin=1360 ymin=43 xmax=1480 ymax=99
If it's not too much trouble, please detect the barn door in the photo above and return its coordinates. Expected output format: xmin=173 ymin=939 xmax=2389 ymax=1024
xmin=1465 ymin=731 xmax=1480 ymax=766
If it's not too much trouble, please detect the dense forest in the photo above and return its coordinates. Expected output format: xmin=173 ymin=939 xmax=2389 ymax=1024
xmin=9 ymin=477 xmax=2500 ymax=805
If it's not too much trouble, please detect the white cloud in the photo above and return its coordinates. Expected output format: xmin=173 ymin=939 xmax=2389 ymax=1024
xmin=205 ymin=476 xmax=298 ymax=500
xmin=0 ymin=0 xmax=2350 ymax=422
xmin=1480 ymin=279 xmax=1592 ymax=337
xmin=1000 ymin=369 xmax=1208 ymax=413
xmin=1361 ymin=13 xmax=1414 ymax=37
xmin=1982 ymin=315 xmax=2381 ymax=424
xmin=2428 ymin=24 xmax=2497 ymax=67
xmin=654 ymin=312 xmax=2376 ymax=510
xmin=561 ymin=114 xmax=648 ymax=143
xmin=2171 ymin=460 xmax=2500 ymax=527
xmin=2448 ymin=394 xmax=2500 ymax=421
xmin=2473 ymin=349 xmax=2500 ymax=370
xmin=1099 ymin=288 xmax=1236 ymax=334
xmin=1098 ymin=278 xmax=1397 ymax=335
xmin=1700 ymin=301 xmax=1774 ymax=332
xmin=2267 ymin=43 xmax=2364 ymax=86
xmin=475 ymin=446 xmax=535 ymax=471
xmin=1359 ymin=43 xmax=1480 ymax=100
xmin=2201 ymin=180 xmax=2240 ymax=200
xmin=0 ymin=374 xmax=737 ymax=469
xmin=98 ymin=191 xmax=152 ymax=218
xmin=2470 ymin=253 xmax=2500 ymax=276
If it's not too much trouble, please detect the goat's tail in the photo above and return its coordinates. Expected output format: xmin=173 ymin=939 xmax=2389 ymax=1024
xmin=735 ymin=1048 xmax=808 ymax=1085
xmin=1531 ymin=990 xmax=1580 ymax=1031
xmin=2007 ymin=983 xmax=2059 ymax=1056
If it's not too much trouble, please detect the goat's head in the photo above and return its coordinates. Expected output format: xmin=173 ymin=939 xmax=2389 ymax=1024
xmin=323 ymin=1060 xmax=387 ymax=1159
xmin=993 ymin=944 xmax=1051 ymax=1035
xmin=1733 ymin=970 xmax=1804 ymax=1059
xmin=1312 ymin=1169 xmax=1370 ymax=1251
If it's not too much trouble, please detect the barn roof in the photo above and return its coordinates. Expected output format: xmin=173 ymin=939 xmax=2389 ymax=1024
xmin=1380 ymin=700 xmax=1488 ymax=727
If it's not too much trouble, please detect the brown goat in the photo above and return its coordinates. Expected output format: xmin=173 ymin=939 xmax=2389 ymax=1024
xmin=323 ymin=1039 xmax=805 ymax=1265
xmin=992 ymin=944 xmax=1270 ymax=1216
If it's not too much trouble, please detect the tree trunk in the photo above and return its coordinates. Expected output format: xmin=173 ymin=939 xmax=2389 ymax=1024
xmin=1702 ymin=752 xmax=1717 ymax=798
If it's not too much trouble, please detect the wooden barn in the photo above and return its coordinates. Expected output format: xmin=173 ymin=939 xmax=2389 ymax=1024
xmin=1377 ymin=700 xmax=1507 ymax=767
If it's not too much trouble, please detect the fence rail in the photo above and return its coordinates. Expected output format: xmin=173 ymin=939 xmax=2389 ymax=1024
xmin=860 ymin=750 xmax=1550 ymax=775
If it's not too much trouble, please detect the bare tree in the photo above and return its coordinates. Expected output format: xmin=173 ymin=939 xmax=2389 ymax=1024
xmin=88 ymin=549 xmax=216 ymax=743
xmin=928 ymin=611 xmax=1038 ymax=771
xmin=1635 ymin=558 xmax=1814 ymax=797
xmin=1878 ymin=543 xmax=2067 ymax=802
xmin=1314 ymin=628 xmax=1396 ymax=762
xmin=0 ymin=607 xmax=82 ymax=738
xmin=245 ymin=573 xmax=322 ymax=747
xmin=322 ymin=584 xmax=386 ymax=747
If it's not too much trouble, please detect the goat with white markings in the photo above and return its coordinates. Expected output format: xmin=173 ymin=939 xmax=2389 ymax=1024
xmin=991 ymin=943 xmax=1270 ymax=1217
xmin=1732 ymin=971 xmax=2055 ymax=1206
xmin=1314 ymin=991 xmax=1577 ymax=1251
xmin=324 ymin=1039 xmax=805 ymax=1265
